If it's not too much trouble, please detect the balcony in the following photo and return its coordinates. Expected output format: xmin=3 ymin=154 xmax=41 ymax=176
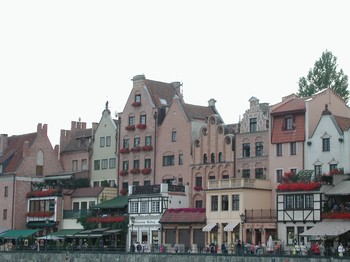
xmin=131 ymin=183 xmax=185 ymax=195
xmin=63 ymin=209 xmax=92 ymax=219
xmin=245 ymin=209 xmax=276 ymax=223
xmin=207 ymin=178 xmax=271 ymax=190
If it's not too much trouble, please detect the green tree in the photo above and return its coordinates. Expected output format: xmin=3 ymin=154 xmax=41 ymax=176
xmin=297 ymin=50 xmax=349 ymax=103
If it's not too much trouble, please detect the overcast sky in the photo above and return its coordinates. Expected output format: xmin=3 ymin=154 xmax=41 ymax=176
xmin=1 ymin=0 xmax=350 ymax=146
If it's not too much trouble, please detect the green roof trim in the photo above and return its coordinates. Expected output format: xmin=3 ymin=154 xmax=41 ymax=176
xmin=51 ymin=229 xmax=83 ymax=237
xmin=0 ymin=229 xmax=40 ymax=239
xmin=93 ymin=196 xmax=128 ymax=209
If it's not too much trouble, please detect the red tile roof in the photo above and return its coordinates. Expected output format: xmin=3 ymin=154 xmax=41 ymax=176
xmin=334 ymin=115 xmax=350 ymax=131
xmin=71 ymin=187 xmax=104 ymax=197
xmin=145 ymin=79 xmax=182 ymax=107
xmin=270 ymin=98 xmax=306 ymax=115
xmin=0 ymin=133 xmax=37 ymax=173
xmin=159 ymin=208 xmax=206 ymax=224
xmin=182 ymin=103 xmax=217 ymax=121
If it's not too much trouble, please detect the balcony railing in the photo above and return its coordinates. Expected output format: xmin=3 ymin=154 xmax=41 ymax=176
xmin=245 ymin=209 xmax=276 ymax=222
xmin=207 ymin=178 xmax=271 ymax=190
xmin=63 ymin=209 xmax=92 ymax=219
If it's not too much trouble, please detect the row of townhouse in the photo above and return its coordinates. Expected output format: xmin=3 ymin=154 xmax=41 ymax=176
xmin=1 ymin=74 xmax=349 ymax=253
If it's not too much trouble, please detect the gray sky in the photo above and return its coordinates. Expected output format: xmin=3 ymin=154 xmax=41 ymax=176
xmin=1 ymin=0 xmax=350 ymax=146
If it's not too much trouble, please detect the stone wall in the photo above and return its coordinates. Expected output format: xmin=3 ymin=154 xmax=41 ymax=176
xmin=0 ymin=252 xmax=346 ymax=262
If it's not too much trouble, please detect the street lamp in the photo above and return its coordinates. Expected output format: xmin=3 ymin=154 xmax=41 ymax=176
xmin=240 ymin=213 xmax=246 ymax=255
xmin=130 ymin=216 xmax=135 ymax=252
xmin=45 ymin=218 xmax=49 ymax=252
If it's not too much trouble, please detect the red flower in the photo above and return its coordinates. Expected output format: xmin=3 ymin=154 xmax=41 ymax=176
xmin=26 ymin=189 xmax=58 ymax=198
xmin=141 ymin=168 xmax=152 ymax=175
xmin=119 ymin=170 xmax=128 ymax=176
xmin=131 ymin=147 xmax=141 ymax=153
xmin=87 ymin=216 xmax=126 ymax=223
xmin=120 ymin=148 xmax=130 ymax=154
xmin=120 ymin=188 xmax=128 ymax=196
xmin=322 ymin=212 xmax=350 ymax=219
xmin=142 ymin=145 xmax=153 ymax=151
xmin=277 ymin=182 xmax=321 ymax=191
xmin=125 ymin=125 xmax=136 ymax=130
xmin=194 ymin=185 xmax=203 ymax=191
xmin=131 ymin=102 xmax=141 ymax=107
xmin=136 ymin=124 xmax=147 ymax=130
xmin=130 ymin=168 xmax=140 ymax=174
xmin=26 ymin=211 xmax=54 ymax=217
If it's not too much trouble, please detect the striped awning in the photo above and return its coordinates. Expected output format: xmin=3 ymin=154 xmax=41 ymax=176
xmin=224 ymin=222 xmax=240 ymax=232
xmin=202 ymin=223 xmax=217 ymax=232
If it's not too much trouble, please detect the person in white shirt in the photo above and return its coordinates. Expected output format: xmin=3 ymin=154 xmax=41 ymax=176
xmin=338 ymin=243 xmax=344 ymax=257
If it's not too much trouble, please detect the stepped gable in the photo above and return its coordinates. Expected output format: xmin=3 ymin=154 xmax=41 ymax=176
xmin=60 ymin=128 xmax=93 ymax=153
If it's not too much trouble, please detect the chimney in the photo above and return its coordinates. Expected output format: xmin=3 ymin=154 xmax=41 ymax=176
xmin=208 ymin=98 xmax=217 ymax=107
xmin=0 ymin=134 xmax=8 ymax=156
xmin=132 ymin=74 xmax=146 ymax=82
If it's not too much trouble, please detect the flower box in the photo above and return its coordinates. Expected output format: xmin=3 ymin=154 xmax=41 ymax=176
xmin=119 ymin=170 xmax=128 ymax=176
xmin=26 ymin=211 xmax=54 ymax=218
xmin=194 ymin=185 xmax=203 ymax=192
xmin=130 ymin=168 xmax=140 ymax=175
xmin=322 ymin=212 xmax=350 ymax=219
xmin=26 ymin=189 xmax=58 ymax=198
xmin=141 ymin=168 xmax=152 ymax=175
xmin=137 ymin=124 xmax=147 ymax=130
xmin=277 ymin=182 xmax=321 ymax=192
xmin=120 ymin=148 xmax=130 ymax=154
xmin=120 ymin=189 xmax=128 ymax=196
xmin=125 ymin=125 xmax=136 ymax=130
xmin=87 ymin=216 xmax=126 ymax=223
xmin=142 ymin=145 xmax=153 ymax=151
xmin=131 ymin=102 xmax=141 ymax=107
xmin=131 ymin=146 xmax=141 ymax=153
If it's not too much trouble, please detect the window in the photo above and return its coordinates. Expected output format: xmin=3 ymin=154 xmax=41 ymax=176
xmin=144 ymin=180 xmax=151 ymax=186
xmin=151 ymin=201 xmax=160 ymax=213
xmin=100 ymin=137 xmax=105 ymax=147
xmin=295 ymin=195 xmax=304 ymax=209
xmin=322 ymin=137 xmax=330 ymax=151
xmin=276 ymin=143 xmax=283 ymax=156
xmin=232 ymin=195 xmax=240 ymax=211
xmin=140 ymin=115 xmax=147 ymax=125
xmin=133 ymin=159 xmax=140 ymax=169
xmin=130 ymin=202 xmax=139 ymax=213
xmin=255 ymin=142 xmax=263 ymax=156
xmin=330 ymin=164 xmax=337 ymax=171
xmin=94 ymin=160 xmax=100 ymax=170
xmin=123 ymin=138 xmax=129 ymax=148
xmin=276 ymin=169 xmax=283 ymax=183
xmin=284 ymin=115 xmax=294 ymax=130
xmin=4 ymin=186 xmax=8 ymax=197
xmin=101 ymin=159 xmax=108 ymax=169
xmin=243 ymin=143 xmax=250 ymax=157
xmin=36 ymin=150 xmax=44 ymax=176
xmin=3 ymin=209 xmax=7 ymax=220
xmin=290 ymin=142 xmax=296 ymax=155
xmin=106 ymin=136 xmax=111 ymax=147
xmin=123 ymin=161 xmax=129 ymax=171
xmin=140 ymin=202 xmax=148 ymax=213
xmin=218 ymin=152 xmax=223 ymax=162
xmin=128 ymin=116 xmax=135 ymax=126
xmin=73 ymin=202 xmax=79 ymax=210
xmin=290 ymin=168 xmax=297 ymax=175
xmin=133 ymin=181 xmax=139 ymax=187
xmin=221 ymin=195 xmax=229 ymax=211
xmin=134 ymin=137 xmax=140 ymax=147
xmin=315 ymin=165 xmax=322 ymax=177
xmin=242 ymin=169 xmax=250 ymax=178
xmin=179 ymin=153 xmax=183 ymax=165
xmin=122 ymin=182 xmax=128 ymax=190
xmin=203 ymin=154 xmax=208 ymax=164
xmin=135 ymin=94 xmax=141 ymax=103
xmin=81 ymin=159 xmax=88 ymax=170
xmin=163 ymin=155 xmax=174 ymax=166
xmin=145 ymin=135 xmax=152 ymax=146
xmin=250 ymin=118 xmax=257 ymax=132
xmin=81 ymin=202 xmax=88 ymax=210
xmin=211 ymin=196 xmax=218 ymax=211
xmin=144 ymin=158 xmax=151 ymax=169
xmin=178 ymin=177 xmax=183 ymax=185
xmin=211 ymin=153 xmax=215 ymax=163
xmin=287 ymin=227 xmax=295 ymax=245
xmin=255 ymin=168 xmax=264 ymax=179
xmin=36 ymin=165 xmax=43 ymax=176
xmin=72 ymin=160 xmax=78 ymax=172
xmin=109 ymin=158 xmax=116 ymax=169
xmin=171 ymin=130 xmax=177 ymax=142
xmin=305 ymin=194 xmax=314 ymax=209
xmin=93 ymin=181 xmax=99 ymax=187
xmin=285 ymin=195 xmax=294 ymax=209
xmin=195 ymin=200 xmax=203 ymax=208
xmin=195 ymin=176 xmax=202 ymax=187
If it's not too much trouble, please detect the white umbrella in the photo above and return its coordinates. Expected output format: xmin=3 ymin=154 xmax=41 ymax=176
xmin=36 ymin=235 xmax=64 ymax=240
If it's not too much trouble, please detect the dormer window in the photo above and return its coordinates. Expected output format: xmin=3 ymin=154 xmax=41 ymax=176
xmin=283 ymin=115 xmax=294 ymax=130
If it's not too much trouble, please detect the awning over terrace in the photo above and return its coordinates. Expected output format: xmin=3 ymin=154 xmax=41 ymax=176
xmin=224 ymin=222 xmax=240 ymax=232
xmin=300 ymin=219 xmax=350 ymax=237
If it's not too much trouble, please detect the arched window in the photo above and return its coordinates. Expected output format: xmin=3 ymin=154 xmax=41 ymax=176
xmin=36 ymin=150 xmax=44 ymax=176
xmin=211 ymin=153 xmax=215 ymax=163
xmin=203 ymin=154 xmax=208 ymax=164
xmin=218 ymin=152 xmax=223 ymax=162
